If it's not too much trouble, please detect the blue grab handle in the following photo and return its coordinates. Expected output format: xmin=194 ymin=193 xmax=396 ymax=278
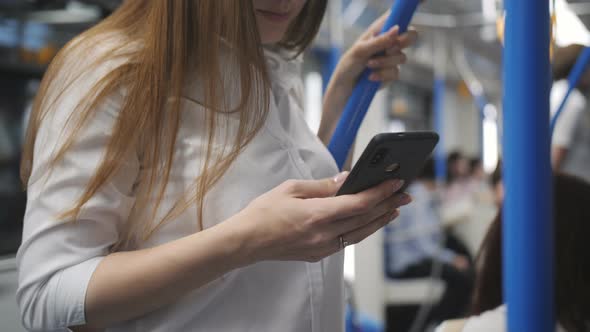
xmin=550 ymin=46 xmax=590 ymax=136
xmin=327 ymin=0 xmax=421 ymax=170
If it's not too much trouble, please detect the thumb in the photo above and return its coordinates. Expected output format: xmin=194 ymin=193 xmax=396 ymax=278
xmin=287 ymin=172 xmax=349 ymax=199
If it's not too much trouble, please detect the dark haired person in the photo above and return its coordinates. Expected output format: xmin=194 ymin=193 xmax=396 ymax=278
xmin=436 ymin=174 xmax=590 ymax=332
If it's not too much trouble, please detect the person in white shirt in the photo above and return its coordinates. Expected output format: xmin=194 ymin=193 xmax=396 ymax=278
xmin=551 ymin=44 xmax=590 ymax=183
xmin=436 ymin=174 xmax=590 ymax=332
xmin=16 ymin=1 xmax=418 ymax=331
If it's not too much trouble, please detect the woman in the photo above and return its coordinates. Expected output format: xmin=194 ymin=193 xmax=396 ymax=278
xmin=436 ymin=174 xmax=590 ymax=331
xmin=16 ymin=1 xmax=417 ymax=331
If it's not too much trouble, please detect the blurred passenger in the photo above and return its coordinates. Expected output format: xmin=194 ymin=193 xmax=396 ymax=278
xmin=551 ymin=44 xmax=590 ymax=183
xmin=440 ymin=151 xmax=476 ymax=261
xmin=385 ymin=159 xmax=474 ymax=326
xmin=490 ymin=161 xmax=503 ymax=207
xmin=468 ymin=158 xmax=485 ymax=182
xmin=436 ymin=174 xmax=590 ymax=332
xmin=467 ymin=157 xmax=493 ymax=203
xmin=443 ymin=151 xmax=472 ymax=204
xmin=447 ymin=151 xmax=469 ymax=183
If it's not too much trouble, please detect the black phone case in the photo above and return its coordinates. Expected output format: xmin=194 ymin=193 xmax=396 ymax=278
xmin=336 ymin=131 xmax=439 ymax=196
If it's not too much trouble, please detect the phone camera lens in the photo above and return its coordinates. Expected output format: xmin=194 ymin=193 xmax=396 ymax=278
xmin=370 ymin=149 xmax=388 ymax=165
xmin=371 ymin=154 xmax=382 ymax=164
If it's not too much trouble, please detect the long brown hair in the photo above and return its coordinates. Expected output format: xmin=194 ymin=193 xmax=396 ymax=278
xmin=21 ymin=1 xmax=327 ymax=246
xmin=471 ymin=174 xmax=590 ymax=331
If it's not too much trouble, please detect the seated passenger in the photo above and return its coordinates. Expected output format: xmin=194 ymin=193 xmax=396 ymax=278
xmin=436 ymin=173 xmax=590 ymax=332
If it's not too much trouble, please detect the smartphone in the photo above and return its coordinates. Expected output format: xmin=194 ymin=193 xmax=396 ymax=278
xmin=336 ymin=131 xmax=439 ymax=196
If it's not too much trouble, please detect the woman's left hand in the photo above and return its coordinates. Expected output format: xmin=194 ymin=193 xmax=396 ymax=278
xmin=329 ymin=12 xmax=418 ymax=92
xmin=318 ymin=13 xmax=418 ymax=147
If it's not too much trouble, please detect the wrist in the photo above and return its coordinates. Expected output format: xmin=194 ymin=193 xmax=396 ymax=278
xmin=319 ymin=74 xmax=354 ymax=141
xmin=325 ymin=70 xmax=354 ymax=101
xmin=216 ymin=211 xmax=263 ymax=267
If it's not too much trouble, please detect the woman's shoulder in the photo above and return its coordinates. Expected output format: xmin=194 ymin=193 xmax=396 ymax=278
xmin=45 ymin=31 xmax=137 ymax=113
xmin=58 ymin=31 xmax=136 ymax=78
xmin=436 ymin=305 xmax=507 ymax=332
xmin=439 ymin=305 xmax=568 ymax=332
xmin=435 ymin=319 xmax=468 ymax=332
xmin=462 ymin=305 xmax=507 ymax=331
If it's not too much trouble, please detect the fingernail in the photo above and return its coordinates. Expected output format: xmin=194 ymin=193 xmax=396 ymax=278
xmin=392 ymin=179 xmax=405 ymax=191
xmin=369 ymin=73 xmax=379 ymax=81
xmin=333 ymin=171 xmax=349 ymax=184
xmin=368 ymin=60 xmax=378 ymax=67
xmin=390 ymin=25 xmax=399 ymax=33
xmin=401 ymin=193 xmax=412 ymax=204
xmin=390 ymin=209 xmax=400 ymax=220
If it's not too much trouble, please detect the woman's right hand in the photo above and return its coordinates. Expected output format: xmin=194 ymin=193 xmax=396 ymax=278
xmin=235 ymin=172 xmax=412 ymax=263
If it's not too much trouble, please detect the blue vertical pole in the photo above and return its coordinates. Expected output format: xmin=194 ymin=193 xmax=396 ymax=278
xmin=503 ymin=0 xmax=554 ymax=331
xmin=433 ymin=78 xmax=446 ymax=182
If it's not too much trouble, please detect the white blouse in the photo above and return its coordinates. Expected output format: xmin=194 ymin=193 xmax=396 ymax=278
xmin=16 ymin=45 xmax=344 ymax=332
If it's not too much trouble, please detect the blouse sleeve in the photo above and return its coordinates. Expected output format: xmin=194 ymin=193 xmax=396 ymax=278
xmin=16 ymin=59 xmax=139 ymax=331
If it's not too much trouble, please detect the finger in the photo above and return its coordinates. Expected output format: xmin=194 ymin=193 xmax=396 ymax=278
xmin=342 ymin=209 xmax=400 ymax=246
xmin=385 ymin=47 xmax=402 ymax=56
xmin=326 ymin=192 xmax=411 ymax=236
xmin=368 ymin=66 xmax=400 ymax=82
xmin=313 ymin=179 xmax=405 ymax=221
xmin=367 ymin=53 xmax=407 ymax=69
xmin=397 ymin=29 xmax=418 ymax=49
xmin=283 ymin=172 xmax=349 ymax=198
xmin=353 ymin=26 xmax=400 ymax=59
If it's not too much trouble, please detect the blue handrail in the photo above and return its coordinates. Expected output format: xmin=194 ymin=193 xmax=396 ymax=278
xmin=503 ymin=1 xmax=554 ymax=331
xmin=550 ymin=46 xmax=590 ymax=136
xmin=328 ymin=0 xmax=421 ymax=169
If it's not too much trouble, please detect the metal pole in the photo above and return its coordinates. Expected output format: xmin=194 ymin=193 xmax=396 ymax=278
xmin=502 ymin=0 xmax=554 ymax=331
